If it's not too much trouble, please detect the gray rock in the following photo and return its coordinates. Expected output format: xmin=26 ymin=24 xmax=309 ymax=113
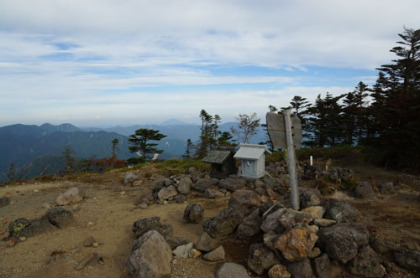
xmin=216 ymin=262 xmax=251 ymax=278
xmin=261 ymin=208 xmax=287 ymax=233
xmin=127 ymin=230 xmax=172 ymax=278
xmin=183 ymin=204 xmax=204 ymax=224
xmin=328 ymin=167 xmax=353 ymax=182
xmin=268 ymin=264 xmax=291 ymax=278
xmin=132 ymin=217 xmax=172 ymax=239
xmin=318 ymin=223 xmax=369 ymax=264
xmin=278 ymin=209 xmax=313 ymax=230
xmin=348 ymin=245 xmax=385 ymax=277
xmin=195 ymin=232 xmax=216 ymax=252
xmin=56 ymin=187 xmax=83 ymax=206
xmin=247 ymin=243 xmax=279 ymax=275
xmin=287 ymin=258 xmax=315 ymax=278
xmin=8 ymin=217 xmax=55 ymax=238
xmin=302 ymin=165 xmax=322 ymax=180
xmin=219 ymin=178 xmax=247 ymax=192
xmin=203 ymin=207 xmax=245 ymax=238
xmin=370 ymin=238 xmax=402 ymax=254
xmin=324 ymin=199 xmax=362 ymax=223
xmin=158 ymin=185 xmax=178 ymax=201
xmin=193 ymin=178 xmax=218 ymax=192
xmin=203 ymin=245 xmax=225 ymax=261
xmin=152 ymin=181 xmax=165 ymax=198
xmin=236 ymin=208 xmax=262 ymax=239
xmin=164 ymin=178 xmax=174 ymax=187
xmin=394 ymin=250 xmax=420 ymax=273
xmin=263 ymin=231 xmax=279 ymax=250
xmin=228 ymin=190 xmax=261 ymax=214
xmin=178 ymin=177 xmax=192 ymax=195
xmin=314 ymin=218 xmax=336 ymax=227
xmin=204 ymin=188 xmax=225 ymax=199
xmin=124 ymin=171 xmax=139 ymax=184
xmin=42 ymin=207 xmax=73 ymax=228
xmin=173 ymin=242 xmax=193 ymax=258
xmin=355 ymin=181 xmax=375 ymax=199
xmin=313 ymin=253 xmax=332 ymax=278
xmin=0 ymin=196 xmax=11 ymax=207
xmin=378 ymin=181 xmax=396 ymax=194
xmin=301 ymin=206 xmax=325 ymax=219
xmin=165 ymin=235 xmax=189 ymax=250
xmin=299 ymin=187 xmax=322 ymax=209
xmin=174 ymin=195 xmax=187 ymax=203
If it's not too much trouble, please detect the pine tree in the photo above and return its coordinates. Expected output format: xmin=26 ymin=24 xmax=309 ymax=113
xmin=128 ymin=129 xmax=166 ymax=163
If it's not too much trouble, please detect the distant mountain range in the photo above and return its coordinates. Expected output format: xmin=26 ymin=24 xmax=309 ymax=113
xmin=0 ymin=121 xmax=268 ymax=182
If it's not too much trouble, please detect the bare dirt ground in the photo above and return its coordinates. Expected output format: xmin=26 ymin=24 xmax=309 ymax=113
xmin=0 ymin=161 xmax=419 ymax=278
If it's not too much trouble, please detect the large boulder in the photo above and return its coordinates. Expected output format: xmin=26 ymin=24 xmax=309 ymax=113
xmin=183 ymin=204 xmax=204 ymax=224
xmin=261 ymin=208 xmax=287 ymax=233
xmin=236 ymin=208 xmax=262 ymax=239
xmin=8 ymin=218 xmax=55 ymax=238
xmin=394 ymin=250 xmax=420 ymax=274
xmin=127 ymin=230 xmax=172 ymax=278
xmin=299 ymin=188 xmax=322 ymax=209
xmin=355 ymin=181 xmax=375 ymax=199
xmin=195 ymin=232 xmax=217 ymax=252
xmin=178 ymin=177 xmax=193 ymax=195
xmin=275 ymin=226 xmax=319 ymax=262
xmin=202 ymin=207 xmax=245 ymax=238
xmin=247 ymin=243 xmax=279 ymax=275
xmin=348 ymin=245 xmax=385 ymax=278
xmin=193 ymin=178 xmax=218 ymax=192
xmin=216 ymin=262 xmax=251 ymax=278
xmin=157 ymin=185 xmax=178 ymax=201
xmin=132 ymin=217 xmax=172 ymax=239
xmin=219 ymin=178 xmax=247 ymax=192
xmin=318 ymin=223 xmax=369 ymax=264
xmin=324 ymin=199 xmax=362 ymax=223
xmin=56 ymin=187 xmax=83 ymax=206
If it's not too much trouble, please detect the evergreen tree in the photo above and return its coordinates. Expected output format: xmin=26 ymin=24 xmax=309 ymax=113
xmin=194 ymin=110 xmax=220 ymax=159
xmin=183 ymin=139 xmax=194 ymax=159
xmin=128 ymin=129 xmax=166 ymax=163
xmin=111 ymin=138 xmax=119 ymax=158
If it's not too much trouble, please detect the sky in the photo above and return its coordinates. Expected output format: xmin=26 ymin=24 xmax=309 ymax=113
xmin=0 ymin=0 xmax=419 ymax=127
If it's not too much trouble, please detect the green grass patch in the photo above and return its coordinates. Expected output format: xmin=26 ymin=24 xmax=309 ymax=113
xmin=154 ymin=158 xmax=210 ymax=175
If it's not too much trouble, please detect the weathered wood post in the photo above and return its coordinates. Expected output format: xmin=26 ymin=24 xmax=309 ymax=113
xmin=283 ymin=109 xmax=300 ymax=210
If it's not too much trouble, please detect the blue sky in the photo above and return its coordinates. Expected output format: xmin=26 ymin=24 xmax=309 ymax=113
xmin=0 ymin=0 xmax=419 ymax=127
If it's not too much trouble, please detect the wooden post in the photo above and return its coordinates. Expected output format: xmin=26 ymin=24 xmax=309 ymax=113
xmin=283 ymin=109 xmax=300 ymax=210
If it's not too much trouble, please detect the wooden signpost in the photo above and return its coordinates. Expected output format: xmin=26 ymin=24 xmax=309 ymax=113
xmin=266 ymin=110 xmax=301 ymax=210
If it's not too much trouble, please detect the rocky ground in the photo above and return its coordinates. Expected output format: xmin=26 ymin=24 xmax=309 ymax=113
xmin=0 ymin=158 xmax=419 ymax=278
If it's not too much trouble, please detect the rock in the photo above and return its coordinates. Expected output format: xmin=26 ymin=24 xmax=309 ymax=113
xmin=127 ymin=230 xmax=173 ymax=278
xmin=348 ymin=245 xmax=385 ymax=277
xmin=133 ymin=180 xmax=143 ymax=186
xmin=202 ymin=207 xmax=245 ymax=238
xmin=247 ymin=243 xmax=279 ymax=275
xmin=287 ymin=258 xmax=315 ymax=278
xmin=324 ymin=199 xmax=362 ymax=223
xmin=183 ymin=204 xmax=204 ymax=224
xmin=314 ymin=218 xmax=336 ymax=227
xmin=328 ymin=167 xmax=353 ymax=182
xmin=124 ymin=172 xmax=139 ymax=184
xmin=278 ymin=209 xmax=313 ymax=230
xmin=193 ymin=178 xmax=218 ymax=192
xmin=0 ymin=196 xmax=11 ymax=207
xmin=195 ymin=232 xmax=216 ymax=252
xmin=268 ymin=264 xmax=291 ymax=278
xmin=370 ymin=238 xmax=402 ymax=254
xmin=261 ymin=208 xmax=287 ymax=233
xmin=394 ymin=250 xmax=420 ymax=273
xmin=216 ymin=262 xmax=251 ymax=278
xmin=174 ymin=195 xmax=187 ymax=203
xmin=173 ymin=242 xmax=193 ymax=258
xmin=56 ymin=187 xmax=83 ymax=206
xmin=178 ymin=177 xmax=192 ymax=195
xmin=228 ymin=190 xmax=261 ymax=214
xmin=378 ymin=181 xmax=396 ymax=194
xmin=132 ymin=217 xmax=172 ymax=239
xmin=302 ymin=206 xmax=325 ymax=219
xmin=219 ymin=178 xmax=247 ymax=192
xmin=302 ymin=165 xmax=322 ymax=180
xmin=152 ymin=181 xmax=165 ymax=198
xmin=299 ymin=188 xmax=322 ymax=209
xmin=203 ymin=245 xmax=225 ymax=261
xmin=158 ymin=185 xmax=178 ymax=201
xmin=189 ymin=248 xmax=201 ymax=258
xmin=42 ymin=207 xmax=73 ymax=228
xmin=263 ymin=231 xmax=279 ymax=250
xmin=164 ymin=178 xmax=174 ymax=187
xmin=165 ymin=235 xmax=189 ymax=250
xmin=313 ymin=253 xmax=332 ymax=278
xmin=8 ymin=218 xmax=55 ymax=238
xmin=274 ymin=226 xmax=319 ymax=262
xmin=236 ymin=208 xmax=262 ymax=239
xmin=204 ymin=188 xmax=225 ymax=199
xmin=318 ymin=223 xmax=369 ymax=264
xmin=355 ymin=181 xmax=375 ymax=199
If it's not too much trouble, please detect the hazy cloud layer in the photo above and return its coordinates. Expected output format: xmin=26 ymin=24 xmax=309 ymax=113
xmin=0 ymin=0 xmax=418 ymax=126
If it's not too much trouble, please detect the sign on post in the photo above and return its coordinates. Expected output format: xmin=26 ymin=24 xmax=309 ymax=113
xmin=266 ymin=113 xmax=302 ymax=149
xmin=266 ymin=110 xmax=301 ymax=210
